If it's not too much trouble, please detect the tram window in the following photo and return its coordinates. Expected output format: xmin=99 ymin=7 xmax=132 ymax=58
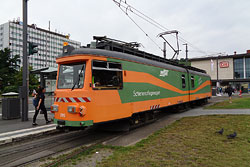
xmin=182 ymin=74 xmax=186 ymax=88
xmin=109 ymin=62 xmax=122 ymax=69
xmin=92 ymin=60 xmax=123 ymax=90
xmin=191 ymin=76 xmax=195 ymax=88
xmin=93 ymin=61 xmax=107 ymax=68
xmin=58 ymin=62 xmax=85 ymax=89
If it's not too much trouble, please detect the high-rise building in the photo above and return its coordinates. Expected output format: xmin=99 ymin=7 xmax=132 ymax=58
xmin=0 ymin=20 xmax=81 ymax=69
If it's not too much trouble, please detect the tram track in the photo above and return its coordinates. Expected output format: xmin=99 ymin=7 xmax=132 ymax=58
xmin=0 ymin=127 xmax=123 ymax=167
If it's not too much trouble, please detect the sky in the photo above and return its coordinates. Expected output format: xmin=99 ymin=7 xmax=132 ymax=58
xmin=0 ymin=0 xmax=250 ymax=59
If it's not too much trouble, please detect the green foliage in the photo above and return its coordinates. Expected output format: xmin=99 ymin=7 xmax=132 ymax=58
xmin=0 ymin=48 xmax=20 ymax=93
xmin=178 ymin=58 xmax=191 ymax=66
xmin=14 ymin=66 xmax=39 ymax=93
xmin=0 ymin=48 xmax=39 ymax=94
xmin=3 ymin=85 xmax=18 ymax=93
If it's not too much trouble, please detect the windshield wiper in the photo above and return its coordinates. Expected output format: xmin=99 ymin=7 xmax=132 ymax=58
xmin=71 ymin=64 xmax=85 ymax=91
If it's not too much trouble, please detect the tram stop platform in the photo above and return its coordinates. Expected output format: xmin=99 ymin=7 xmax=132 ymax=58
xmin=0 ymin=110 xmax=55 ymax=145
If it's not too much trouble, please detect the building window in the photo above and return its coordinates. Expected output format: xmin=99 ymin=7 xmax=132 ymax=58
xmin=92 ymin=60 xmax=123 ymax=90
xmin=234 ymin=58 xmax=244 ymax=79
xmin=245 ymin=58 xmax=250 ymax=78
xmin=182 ymin=74 xmax=186 ymax=88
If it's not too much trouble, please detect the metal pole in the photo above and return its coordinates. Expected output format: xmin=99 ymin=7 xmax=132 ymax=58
xmin=183 ymin=43 xmax=188 ymax=64
xmin=216 ymin=56 xmax=219 ymax=94
xmin=163 ymin=42 xmax=166 ymax=59
xmin=22 ymin=0 xmax=28 ymax=121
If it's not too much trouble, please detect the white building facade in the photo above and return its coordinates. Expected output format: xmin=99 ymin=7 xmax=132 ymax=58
xmin=190 ymin=50 xmax=250 ymax=93
xmin=0 ymin=21 xmax=81 ymax=69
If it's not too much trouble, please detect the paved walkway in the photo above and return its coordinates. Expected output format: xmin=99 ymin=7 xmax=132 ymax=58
xmin=0 ymin=111 xmax=54 ymax=134
xmin=0 ymin=111 xmax=55 ymax=145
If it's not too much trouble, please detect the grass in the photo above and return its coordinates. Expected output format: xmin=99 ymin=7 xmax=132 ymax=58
xmin=45 ymin=115 xmax=250 ymax=167
xmin=205 ymin=97 xmax=250 ymax=109
xmin=97 ymin=115 xmax=250 ymax=167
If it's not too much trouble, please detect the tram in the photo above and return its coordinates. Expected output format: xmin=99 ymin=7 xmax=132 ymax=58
xmin=51 ymin=37 xmax=211 ymax=129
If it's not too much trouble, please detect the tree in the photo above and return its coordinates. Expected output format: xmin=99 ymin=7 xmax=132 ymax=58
xmin=28 ymin=66 xmax=39 ymax=92
xmin=0 ymin=48 xmax=20 ymax=93
xmin=14 ymin=66 xmax=39 ymax=93
xmin=178 ymin=58 xmax=191 ymax=66
xmin=0 ymin=48 xmax=39 ymax=93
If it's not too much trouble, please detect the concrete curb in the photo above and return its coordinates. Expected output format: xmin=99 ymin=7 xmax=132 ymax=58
xmin=0 ymin=124 xmax=57 ymax=145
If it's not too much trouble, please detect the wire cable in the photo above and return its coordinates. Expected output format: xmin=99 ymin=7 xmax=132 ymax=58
xmin=113 ymin=0 xmax=208 ymax=55
xmin=114 ymin=2 xmax=163 ymax=51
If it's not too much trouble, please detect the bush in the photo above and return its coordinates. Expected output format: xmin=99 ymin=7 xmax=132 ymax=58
xmin=3 ymin=85 xmax=18 ymax=93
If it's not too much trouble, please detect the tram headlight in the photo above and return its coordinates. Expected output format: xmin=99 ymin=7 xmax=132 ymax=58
xmin=67 ymin=105 xmax=85 ymax=116
xmin=51 ymin=105 xmax=58 ymax=113
xmin=68 ymin=106 xmax=76 ymax=113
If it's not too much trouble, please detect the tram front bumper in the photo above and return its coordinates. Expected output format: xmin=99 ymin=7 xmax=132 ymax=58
xmin=54 ymin=119 xmax=93 ymax=127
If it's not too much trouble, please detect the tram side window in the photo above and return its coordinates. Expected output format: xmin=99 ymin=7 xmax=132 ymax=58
xmin=191 ymin=76 xmax=195 ymax=88
xmin=92 ymin=60 xmax=123 ymax=90
xmin=182 ymin=74 xmax=186 ymax=88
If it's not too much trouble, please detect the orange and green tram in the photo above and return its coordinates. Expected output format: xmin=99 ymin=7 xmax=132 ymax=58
xmin=51 ymin=40 xmax=211 ymax=129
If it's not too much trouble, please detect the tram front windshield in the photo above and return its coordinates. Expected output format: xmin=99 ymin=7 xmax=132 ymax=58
xmin=57 ymin=62 xmax=86 ymax=89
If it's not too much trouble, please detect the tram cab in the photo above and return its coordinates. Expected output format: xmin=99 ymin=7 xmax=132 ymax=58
xmin=51 ymin=45 xmax=124 ymax=128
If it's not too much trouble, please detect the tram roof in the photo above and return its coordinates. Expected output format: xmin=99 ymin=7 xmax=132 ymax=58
xmin=58 ymin=47 xmax=209 ymax=77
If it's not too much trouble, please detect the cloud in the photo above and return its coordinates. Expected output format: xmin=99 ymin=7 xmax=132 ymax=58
xmin=1 ymin=0 xmax=250 ymax=58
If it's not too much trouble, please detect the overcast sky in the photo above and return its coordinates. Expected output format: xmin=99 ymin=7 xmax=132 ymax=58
xmin=1 ymin=0 xmax=250 ymax=59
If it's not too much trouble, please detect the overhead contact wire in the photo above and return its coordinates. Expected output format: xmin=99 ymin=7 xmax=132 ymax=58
xmin=113 ymin=0 xmax=208 ymax=55
xmin=115 ymin=3 xmax=163 ymax=51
